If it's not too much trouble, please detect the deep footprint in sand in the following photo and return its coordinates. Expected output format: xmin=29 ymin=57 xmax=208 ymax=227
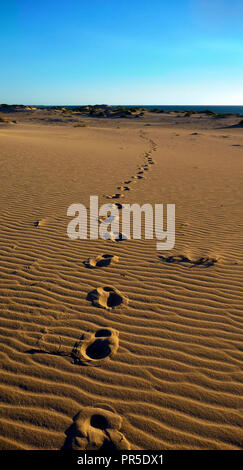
xmin=34 ymin=218 xmax=49 ymax=227
xmin=72 ymin=328 xmax=119 ymax=364
xmin=117 ymin=186 xmax=131 ymax=191
xmin=132 ymin=175 xmax=145 ymax=180
xmin=105 ymin=231 xmax=129 ymax=242
xmin=106 ymin=193 xmax=124 ymax=200
xmin=104 ymin=202 xmax=124 ymax=211
xmin=138 ymin=165 xmax=149 ymax=171
xmin=65 ymin=405 xmax=130 ymax=450
xmin=113 ymin=202 xmax=123 ymax=210
xmin=84 ymin=254 xmax=119 ymax=269
xmin=87 ymin=286 xmax=129 ymax=310
xmin=159 ymin=254 xmax=218 ymax=267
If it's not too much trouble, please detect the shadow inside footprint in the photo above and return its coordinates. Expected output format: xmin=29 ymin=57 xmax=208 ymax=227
xmin=86 ymin=339 xmax=111 ymax=360
xmin=106 ymin=289 xmax=123 ymax=307
xmin=90 ymin=414 xmax=109 ymax=429
xmin=95 ymin=329 xmax=112 ymax=337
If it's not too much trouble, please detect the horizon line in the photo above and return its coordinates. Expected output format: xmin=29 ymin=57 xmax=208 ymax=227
xmin=1 ymin=103 xmax=243 ymax=107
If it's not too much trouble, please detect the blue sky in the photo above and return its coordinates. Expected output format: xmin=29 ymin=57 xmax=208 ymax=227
xmin=1 ymin=0 xmax=243 ymax=104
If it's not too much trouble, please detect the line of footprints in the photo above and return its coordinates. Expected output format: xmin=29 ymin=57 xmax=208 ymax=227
xmin=32 ymin=133 xmax=217 ymax=449
xmin=30 ymin=136 xmax=157 ymax=450
xmin=63 ymin=137 xmax=158 ymax=450
xmin=72 ymin=135 xmax=217 ymax=450
xmin=101 ymin=137 xmax=157 ymax=241
xmin=105 ymin=137 xmax=157 ymax=200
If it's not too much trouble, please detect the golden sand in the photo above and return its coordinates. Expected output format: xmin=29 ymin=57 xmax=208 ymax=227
xmin=0 ymin=109 xmax=242 ymax=449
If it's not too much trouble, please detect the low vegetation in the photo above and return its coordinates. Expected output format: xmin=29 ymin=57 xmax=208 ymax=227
xmin=184 ymin=110 xmax=196 ymax=117
xmin=150 ymin=108 xmax=164 ymax=113
xmin=0 ymin=113 xmax=9 ymax=123
xmin=73 ymin=122 xmax=88 ymax=127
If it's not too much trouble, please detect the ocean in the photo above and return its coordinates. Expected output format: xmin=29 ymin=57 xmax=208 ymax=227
xmin=130 ymin=105 xmax=243 ymax=115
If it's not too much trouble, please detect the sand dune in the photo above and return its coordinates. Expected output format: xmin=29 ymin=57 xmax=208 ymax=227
xmin=0 ymin=111 xmax=243 ymax=449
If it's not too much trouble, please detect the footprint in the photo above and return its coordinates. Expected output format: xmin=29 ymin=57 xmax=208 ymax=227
xmin=34 ymin=218 xmax=48 ymax=227
xmin=72 ymin=328 xmax=119 ymax=364
xmin=117 ymin=186 xmax=130 ymax=191
xmin=114 ymin=203 xmax=123 ymax=210
xmin=105 ymin=231 xmax=129 ymax=242
xmin=64 ymin=405 xmax=130 ymax=450
xmin=106 ymin=193 xmax=124 ymax=200
xmin=87 ymin=286 xmax=129 ymax=310
xmin=159 ymin=254 xmax=218 ymax=267
xmin=84 ymin=254 xmax=119 ymax=269
xmin=133 ymin=175 xmax=145 ymax=180
xmin=105 ymin=203 xmax=123 ymax=211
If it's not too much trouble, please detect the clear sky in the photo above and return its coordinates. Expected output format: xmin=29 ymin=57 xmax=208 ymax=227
xmin=1 ymin=0 xmax=243 ymax=105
